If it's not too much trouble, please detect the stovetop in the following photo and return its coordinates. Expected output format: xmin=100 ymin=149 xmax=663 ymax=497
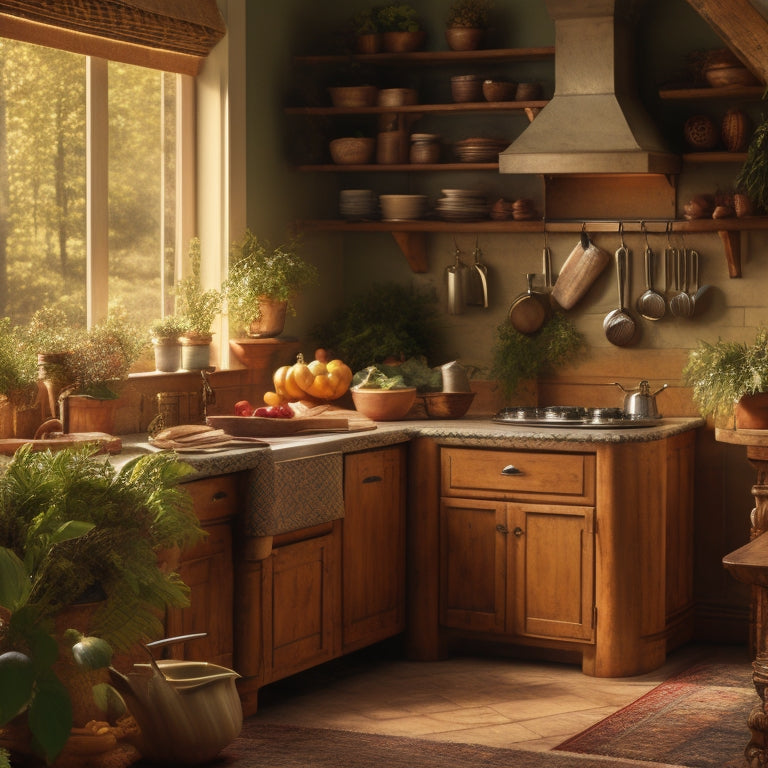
xmin=492 ymin=406 xmax=660 ymax=429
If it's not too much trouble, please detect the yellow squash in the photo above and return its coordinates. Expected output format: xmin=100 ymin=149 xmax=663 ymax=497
xmin=264 ymin=353 xmax=352 ymax=404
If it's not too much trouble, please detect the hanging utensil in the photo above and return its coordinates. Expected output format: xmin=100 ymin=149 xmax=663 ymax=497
xmin=690 ymin=248 xmax=711 ymax=312
xmin=509 ymin=273 xmax=548 ymax=335
xmin=603 ymin=226 xmax=636 ymax=346
xmin=635 ymin=223 xmax=666 ymax=321
xmin=669 ymin=240 xmax=691 ymax=318
xmin=550 ymin=225 xmax=610 ymax=310
xmin=465 ymin=238 xmax=489 ymax=308
xmin=446 ymin=241 xmax=467 ymax=315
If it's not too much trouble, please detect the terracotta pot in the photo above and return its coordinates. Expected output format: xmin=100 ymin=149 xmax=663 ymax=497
xmin=735 ymin=392 xmax=768 ymax=430
xmin=382 ymin=30 xmax=426 ymax=53
xmin=247 ymin=299 xmax=288 ymax=339
xmin=445 ymin=27 xmax=485 ymax=51
xmin=355 ymin=33 xmax=381 ymax=54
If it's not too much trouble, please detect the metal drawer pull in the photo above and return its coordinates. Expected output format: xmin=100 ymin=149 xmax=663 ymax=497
xmin=363 ymin=475 xmax=383 ymax=484
xmin=501 ymin=464 xmax=523 ymax=476
xmin=513 ymin=527 xmax=524 ymax=537
xmin=496 ymin=524 xmax=509 ymax=534
xmin=211 ymin=491 xmax=228 ymax=501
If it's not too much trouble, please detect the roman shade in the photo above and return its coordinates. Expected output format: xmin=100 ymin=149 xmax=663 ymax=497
xmin=0 ymin=0 xmax=227 ymax=75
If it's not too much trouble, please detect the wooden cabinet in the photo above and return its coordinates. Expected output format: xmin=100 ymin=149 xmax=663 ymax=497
xmin=166 ymin=474 xmax=239 ymax=667
xmin=440 ymin=449 xmax=596 ymax=644
xmin=342 ymin=445 xmax=407 ymax=653
xmin=407 ymin=433 xmax=697 ymax=678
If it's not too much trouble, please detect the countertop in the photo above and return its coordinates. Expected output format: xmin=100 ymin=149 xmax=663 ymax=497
xmin=116 ymin=416 xmax=705 ymax=480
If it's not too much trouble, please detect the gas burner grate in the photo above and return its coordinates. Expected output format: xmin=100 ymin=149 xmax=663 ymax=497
xmin=492 ymin=406 xmax=659 ymax=429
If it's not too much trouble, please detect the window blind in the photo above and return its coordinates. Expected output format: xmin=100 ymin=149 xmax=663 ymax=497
xmin=0 ymin=0 xmax=226 ymax=75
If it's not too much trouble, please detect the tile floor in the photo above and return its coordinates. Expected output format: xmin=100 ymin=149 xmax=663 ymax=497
xmin=254 ymin=642 xmax=745 ymax=752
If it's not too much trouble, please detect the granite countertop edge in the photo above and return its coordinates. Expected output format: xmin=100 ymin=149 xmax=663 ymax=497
xmin=116 ymin=416 xmax=705 ymax=480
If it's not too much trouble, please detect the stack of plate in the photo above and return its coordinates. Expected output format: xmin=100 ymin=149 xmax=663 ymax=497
xmin=453 ymin=137 xmax=508 ymax=163
xmin=435 ymin=189 xmax=488 ymax=222
xmin=379 ymin=194 xmax=429 ymax=221
xmin=339 ymin=189 xmax=378 ymax=220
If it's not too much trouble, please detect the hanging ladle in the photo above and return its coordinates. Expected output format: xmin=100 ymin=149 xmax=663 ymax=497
xmin=635 ymin=222 xmax=666 ymax=321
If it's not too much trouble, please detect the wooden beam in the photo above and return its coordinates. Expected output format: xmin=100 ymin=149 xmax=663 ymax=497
xmin=718 ymin=229 xmax=742 ymax=278
xmin=391 ymin=232 xmax=428 ymax=273
xmin=685 ymin=0 xmax=768 ymax=83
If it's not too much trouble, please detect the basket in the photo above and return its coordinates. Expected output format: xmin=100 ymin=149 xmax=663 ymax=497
xmin=329 ymin=137 xmax=375 ymax=165
xmin=328 ymin=86 xmax=378 ymax=108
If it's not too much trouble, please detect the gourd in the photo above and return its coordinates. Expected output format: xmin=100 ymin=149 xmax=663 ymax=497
xmin=264 ymin=352 xmax=353 ymax=405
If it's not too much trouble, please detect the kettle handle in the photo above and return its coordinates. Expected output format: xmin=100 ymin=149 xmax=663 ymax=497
xmin=652 ymin=383 xmax=669 ymax=397
xmin=612 ymin=381 xmax=630 ymax=393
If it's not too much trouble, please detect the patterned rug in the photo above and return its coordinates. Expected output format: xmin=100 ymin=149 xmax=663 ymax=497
xmin=556 ymin=648 xmax=755 ymax=768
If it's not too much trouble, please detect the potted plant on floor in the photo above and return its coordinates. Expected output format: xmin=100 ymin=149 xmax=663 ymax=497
xmin=225 ymin=230 xmax=318 ymax=339
xmin=445 ymin=0 xmax=493 ymax=51
xmin=0 ymin=445 xmax=204 ymax=766
xmin=683 ymin=329 xmax=768 ymax=427
xmin=149 ymin=315 xmax=188 ymax=373
xmin=176 ymin=238 xmax=223 ymax=371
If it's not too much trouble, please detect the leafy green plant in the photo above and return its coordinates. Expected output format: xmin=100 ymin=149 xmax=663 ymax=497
xmin=491 ymin=312 xmax=585 ymax=399
xmin=176 ymin=237 xmax=223 ymax=337
xmin=683 ymin=329 xmax=768 ymax=420
xmin=446 ymin=0 xmax=493 ymax=28
xmin=375 ymin=3 xmax=421 ymax=32
xmin=149 ymin=315 xmax=188 ymax=340
xmin=26 ymin=307 xmax=75 ymax=356
xmin=736 ymin=118 xmax=768 ymax=213
xmin=351 ymin=8 xmax=379 ymax=35
xmin=225 ymin=230 xmax=318 ymax=330
xmin=0 ymin=446 xmax=204 ymax=764
xmin=314 ymin=282 xmax=440 ymax=373
xmin=0 ymin=318 xmax=37 ymax=404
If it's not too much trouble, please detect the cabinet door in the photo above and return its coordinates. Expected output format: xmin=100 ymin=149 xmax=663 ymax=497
xmin=168 ymin=521 xmax=234 ymax=667
xmin=342 ymin=445 xmax=406 ymax=653
xmin=266 ymin=528 xmax=340 ymax=682
xmin=510 ymin=503 xmax=595 ymax=642
xmin=439 ymin=497 xmax=506 ymax=633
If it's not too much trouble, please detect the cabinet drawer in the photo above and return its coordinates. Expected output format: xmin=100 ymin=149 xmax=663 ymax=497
xmin=184 ymin=474 xmax=239 ymax=523
xmin=441 ymin=448 xmax=595 ymax=504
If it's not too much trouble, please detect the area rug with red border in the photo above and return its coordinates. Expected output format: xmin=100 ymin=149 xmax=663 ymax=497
xmin=555 ymin=647 xmax=755 ymax=768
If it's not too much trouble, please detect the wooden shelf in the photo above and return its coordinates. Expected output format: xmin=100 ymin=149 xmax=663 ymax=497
xmin=293 ymin=47 xmax=555 ymax=66
xmin=659 ymin=85 xmax=765 ymax=100
xmin=296 ymin=162 xmax=500 ymax=172
xmin=285 ymin=100 xmax=547 ymax=116
xmin=682 ymin=151 xmax=747 ymax=163
xmin=300 ymin=216 xmax=768 ymax=277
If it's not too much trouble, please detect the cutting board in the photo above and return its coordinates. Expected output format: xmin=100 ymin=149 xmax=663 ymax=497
xmin=207 ymin=408 xmax=376 ymax=437
xmin=0 ymin=432 xmax=122 ymax=456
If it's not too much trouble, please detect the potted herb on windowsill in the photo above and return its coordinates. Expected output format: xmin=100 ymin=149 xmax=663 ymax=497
xmin=490 ymin=312 xmax=585 ymax=402
xmin=225 ymin=231 xmax=318 ymax=340
xmin=683 ymin=329 xmax=768 ymax=428
xmin=445 ymin=0 xmax=493 ymax=51
xmin=0 ymin=446 xmax=204 ymax=766
xmin=0 ymin=318 xmax=40 ymax=439
xmin=176 ymin=237 xmax=223 ymax=371
xmin=149 ymin=315 xmax=188 ymax=373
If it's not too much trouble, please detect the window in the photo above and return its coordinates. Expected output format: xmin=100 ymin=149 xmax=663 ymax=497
xmin=0 ymin=37 xmax=184 ymax=330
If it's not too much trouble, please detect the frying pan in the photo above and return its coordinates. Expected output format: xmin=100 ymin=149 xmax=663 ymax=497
xmin=509 ymin=273 xmax=548 ymax=335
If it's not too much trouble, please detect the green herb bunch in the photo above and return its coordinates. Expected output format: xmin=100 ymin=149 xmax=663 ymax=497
xmin=447 ymin=0 xmax=492 ymax=28
xmin=683 ymin=329 xmax=768 ymax=420
xmin=375 ymin=3 xmax=421 ymax=32
xmin=0 ymin=318 xmax=38 ymax=403
xmin=736 ymin=119 xmax=768 ymax=213
xmin=149 ymin=314 xmax=189 ymax=340
xmin=491 ymin=312 xmax=585 ymax=399
xmin=175 ymin=237 xmax=223 ymax=337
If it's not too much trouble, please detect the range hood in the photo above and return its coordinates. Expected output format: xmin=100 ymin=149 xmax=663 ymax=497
xmin=499 ymin=0 xmax=680 ymax=176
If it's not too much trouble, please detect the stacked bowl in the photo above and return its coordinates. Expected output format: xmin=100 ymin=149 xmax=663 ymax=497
xmin=339 ymin=189 xmax=378 ymax=220
xmin=435 ymin=189 xmax=488 ymax=221
xmin=379 ymin=194 xmax=429 ymax=221
xmin=453 ymin=137 xmax=508 ymax=163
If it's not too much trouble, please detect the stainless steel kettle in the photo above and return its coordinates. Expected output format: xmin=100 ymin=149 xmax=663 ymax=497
xmin=613 ymin=380 xmax=668 ymax=419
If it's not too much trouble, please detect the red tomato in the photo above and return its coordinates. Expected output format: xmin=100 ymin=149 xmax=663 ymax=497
xmin=234 ymin=400 xmax=253 ymax=416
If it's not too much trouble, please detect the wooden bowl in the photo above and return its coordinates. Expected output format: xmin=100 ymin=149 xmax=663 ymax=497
xmin=351 ymin=387 xmax=417 ymax=421
xmin=451 ymin=75 xmax=483 ymax=103
xmin=329 ymin=137 xmax=375 ymax=165
xmin=482 ymin=80 xmax=517 ymax=102
xmin=423 ymin=392 xmax=475 ymax=419
xmin=328 ymin=86 xmax=378 ymax=108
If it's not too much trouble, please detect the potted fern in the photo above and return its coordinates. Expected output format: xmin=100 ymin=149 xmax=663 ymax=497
xmin=445 ymin=0 xmax=493 ymax=50
xmin=0 ymin=446 xmax=204 ymax=766
xmin=176 ymin=237 xmax=223 ymax=370
xmin=225 ymin=230 xmax=318 ymax=339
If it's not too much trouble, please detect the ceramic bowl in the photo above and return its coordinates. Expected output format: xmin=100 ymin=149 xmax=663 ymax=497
xmin=482 ymin=79 xmax=517 ymax=102
xmin=351 ymin=387 xmax=417 ymax=421
xmin=451 ymin=75 xmax=483 ymax=103
xmin=423 ymin=391 xmax=475 ymax=419
xmin=329 ymin=137 xmax=375 ymax=165
xmin=379 ymin=194 xmax=428 ymax=221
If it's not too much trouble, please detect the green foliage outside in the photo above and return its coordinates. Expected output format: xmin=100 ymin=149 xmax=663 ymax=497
xmin=0 ymin=39 xmax=175 ymax=329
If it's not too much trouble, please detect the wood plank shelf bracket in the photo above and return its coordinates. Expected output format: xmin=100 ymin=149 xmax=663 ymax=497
xmin=391 ymin=231 xmax=428 ymax=272
xmin=718 ymin=229 xmax=742 ymax=278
